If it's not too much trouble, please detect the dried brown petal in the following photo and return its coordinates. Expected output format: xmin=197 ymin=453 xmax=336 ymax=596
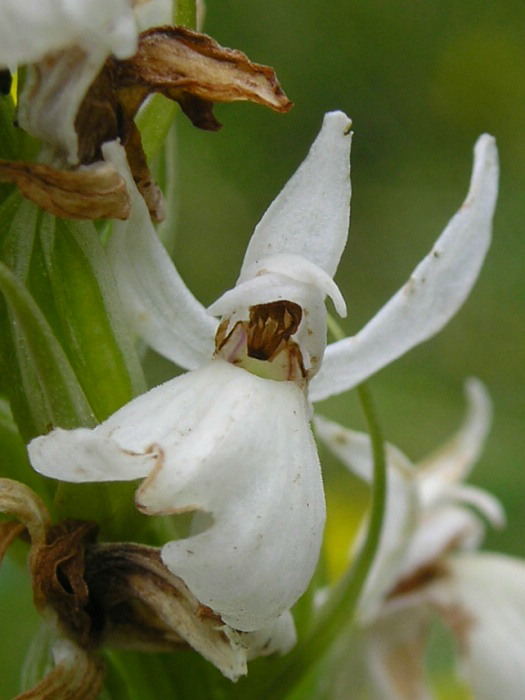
xmin=31 ymin=520 xmax=98 ymax=647
xmin=15 ymin=639 xmax=104 ymax=700
xmin=0 ymin=521 xmax=25 ymax=566
xmin=73 ymin=26 xmax=293 ymax=219
xmin=0 ymin=160 xmax=130 ymax=220
xmin=112 ymin=26 xmax=293 ymax=127
xmin=0 ymin=478 xmax=50 ymax=549
xmin=85 ymin=542 xmax=248 ymax=680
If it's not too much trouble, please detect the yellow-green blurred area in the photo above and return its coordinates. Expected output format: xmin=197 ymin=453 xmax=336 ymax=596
xmin=2 ymin=1 xmax=525 ymax=697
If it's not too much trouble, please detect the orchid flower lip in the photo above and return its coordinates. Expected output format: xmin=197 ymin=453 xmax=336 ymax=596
xmin=28 ymin=358 xmax=326 ymax=632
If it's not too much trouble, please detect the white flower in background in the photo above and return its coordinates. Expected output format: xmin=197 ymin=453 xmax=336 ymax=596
xmin=316 ymin=379 xmax=525 ymax=700
xmin=29 ymin=113 xmax=498 ymax=638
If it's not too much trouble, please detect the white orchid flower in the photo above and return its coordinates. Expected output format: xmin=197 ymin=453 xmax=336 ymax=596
xmin=29 ymin=113 xmax=498 ymax=637
xmin=1 ymin=0 xmax=170 ymax=165
xmin=316 ymin=380 xmax=525 ymax=700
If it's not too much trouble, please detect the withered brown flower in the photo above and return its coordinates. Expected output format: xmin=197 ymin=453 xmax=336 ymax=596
xmin=0 ymin=478 xmax=286 ymax=697
xmin=2 ymin=27 xmax=292 ymax=220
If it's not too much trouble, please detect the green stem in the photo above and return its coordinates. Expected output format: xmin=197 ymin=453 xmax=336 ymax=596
xmin=175 ymin=0 xmax=197 ymax=28
xmin=255 ymin=318 xmax=387 ymax=699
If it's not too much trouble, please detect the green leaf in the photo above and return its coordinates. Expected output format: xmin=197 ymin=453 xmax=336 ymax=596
xmin=175 ymin=0 xmax=197 ymax=27
xmin=0 ymin=397 xmax=51 ymax=495
xmin=38 ymin=215 xmax=146 ymax=421
xmin=0 ymin=194 xmax=45 ymax=439
xmin=1 ymin=193 xmax=38 ymax=280
xmin=152 ymin=124 xmax=179 ymax=253
xmin=136 ymin=0 xmax=197 ymax=160
xmin=0 ymin=91 xmax=39 ymax=163
xmin=0 ymin=261 xmax=95 ymax=434
xmin=137 ymin=96 xmax=178 ymax=163
xmin=103 ymin=649 xmax=230 ymax=700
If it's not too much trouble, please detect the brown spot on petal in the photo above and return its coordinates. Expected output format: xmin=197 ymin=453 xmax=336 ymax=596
xmin=0 ymin=160 xmax=130 ymax=219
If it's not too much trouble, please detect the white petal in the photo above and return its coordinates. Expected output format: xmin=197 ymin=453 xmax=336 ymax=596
xmin=240 ymin=610 xmax=297 ymax=659
xmin=314 ymin=416 xmax=418 ymax=617
xmin=240 ymin=111 xmax=352 ymax=279
xmin=233 ymin=254 xmax=346 ymax=318
xmin=310 ymin=135 xmax=499 ymax=402
xmin=418 ymin=378 xmax=493 ymax=504
xmin=314 ymin=415 xmax=413 ymax=483
xmin=398 ymin=506 xmax=485 ymax=582
xmin=445 ymin=483 xmax=505 ymax=528
xmin=133 ymin=0 xmax=172 ymax=31
xmin=28 ymin=425 xmax=155 ymax=482
xmin=362 ymin=606 xmax=433 ymax=700
xmin=438 ymin=552 xmax=525 ymax=700
xmin=0 ymin=0 xmax=139 ymax=69
xmin=134 ymin=362 xmax=325 ymax=631
xmin=104 ymin=142 xmax=217 ymax=370
xmin=29 ymin=359 xmax=325 ymax=631
xmin=29 ymin=361 xmax=247 ymax=482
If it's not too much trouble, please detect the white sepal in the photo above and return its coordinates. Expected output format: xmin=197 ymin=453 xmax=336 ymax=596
xmin=104 ymin=142 xmax=218 ymax=370
xmin=310 ymin=134 xmax=499 ymax=402
xmin=417 ymin=378 xmax=493 ymax=506
xmin=240 ymin=111 xmax=352 ymax=279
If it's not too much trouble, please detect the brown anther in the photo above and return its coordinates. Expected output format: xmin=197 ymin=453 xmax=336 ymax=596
xmin=246 ymin=301 xmax=302 ymax=361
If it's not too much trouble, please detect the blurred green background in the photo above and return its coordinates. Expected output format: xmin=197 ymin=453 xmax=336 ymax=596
xmin=2 ymin=1 xmax=524 ymax=696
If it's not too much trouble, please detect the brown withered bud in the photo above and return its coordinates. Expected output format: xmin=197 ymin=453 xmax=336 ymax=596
xmin=14 ymin=639 xmax=105 ymax=700
xmin=83 ymin=543 xmax=248 ymax=679
xmin=75 ymin=26 xmax=293 ymax=219
xmin=0 ymin=479 xmax=249 ymax=686
xmin=31 ymin=520 xmax=99 ymax=647
xmin=9 ymin=27 xmax=291 ymax=221
xmin=0 ymin=160 xmax=130 ymax=220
